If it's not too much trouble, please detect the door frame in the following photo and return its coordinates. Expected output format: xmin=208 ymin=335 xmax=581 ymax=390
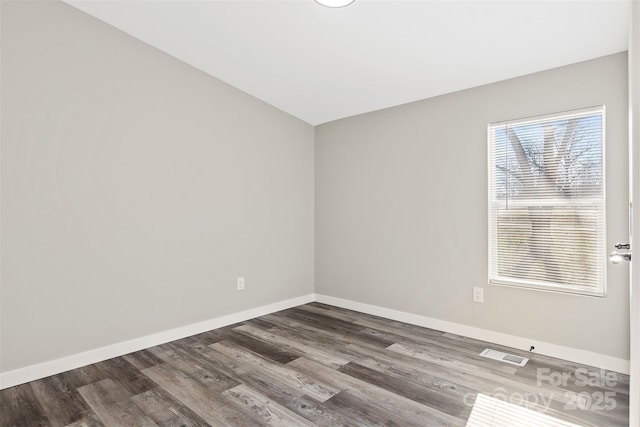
xmin=628 ymin=0 xmax=639 ymax=424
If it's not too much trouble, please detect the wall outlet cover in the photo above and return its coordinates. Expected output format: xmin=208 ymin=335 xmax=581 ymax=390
xmin=473 ymin=287 xmax=484 ymax=303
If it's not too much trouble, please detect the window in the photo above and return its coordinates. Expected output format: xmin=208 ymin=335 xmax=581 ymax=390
xmin=488 ymin=106 xmax=606 ymax=296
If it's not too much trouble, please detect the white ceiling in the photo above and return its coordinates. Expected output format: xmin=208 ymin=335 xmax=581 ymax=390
xmin=64 ymin=0 xmax=630 ymax=125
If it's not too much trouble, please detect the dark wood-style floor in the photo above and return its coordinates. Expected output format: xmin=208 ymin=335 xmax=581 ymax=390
xmin=0 ymin=303 xmax=630 ymax=426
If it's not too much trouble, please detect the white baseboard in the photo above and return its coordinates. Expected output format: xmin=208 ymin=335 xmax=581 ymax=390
xmin=0 ymin=294 xmax=315 ymax=390
xmin=1 ymin=291 xmax=630 ymax=389
xmin=315 ymin=294 xmax=631 ymax=375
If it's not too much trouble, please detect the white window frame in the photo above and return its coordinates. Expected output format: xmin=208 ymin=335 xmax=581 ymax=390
xmin=487 ymin=106 xmax=607 ymax=297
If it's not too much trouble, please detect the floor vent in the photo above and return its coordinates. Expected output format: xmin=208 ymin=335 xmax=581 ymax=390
xmin=479 ymin=349 xmax=528 ymax=367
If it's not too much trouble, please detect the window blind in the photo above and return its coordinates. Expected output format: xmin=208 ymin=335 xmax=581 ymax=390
xmin=488 ymin=106 xmax=606 ymax=296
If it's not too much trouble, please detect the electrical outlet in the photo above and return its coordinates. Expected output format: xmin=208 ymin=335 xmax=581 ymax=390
xmin=237 ymin=277 xmax=245 ymax=291
xmin=473 ymin=287 xmax=484 ymax=303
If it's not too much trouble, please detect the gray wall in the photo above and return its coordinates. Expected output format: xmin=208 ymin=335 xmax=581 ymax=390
xmin=1 ymin=0 xmax=314 ymax=372
xmin=316 ymin=53 xmax=630 ymax=360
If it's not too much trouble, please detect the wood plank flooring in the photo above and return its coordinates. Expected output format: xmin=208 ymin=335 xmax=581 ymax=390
xmin=0 ymin=303 xmax=630 ymax=426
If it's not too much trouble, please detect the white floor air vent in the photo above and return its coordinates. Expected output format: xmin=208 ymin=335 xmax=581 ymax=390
xmin=480 ymin=349 xmax=528 ymax=367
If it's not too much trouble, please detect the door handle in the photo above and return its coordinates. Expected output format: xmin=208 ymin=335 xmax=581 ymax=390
xmin=610 ymin=250 xmax=632 ymax=264
xmin=610 ymin=243 xmax=631 ymax=263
